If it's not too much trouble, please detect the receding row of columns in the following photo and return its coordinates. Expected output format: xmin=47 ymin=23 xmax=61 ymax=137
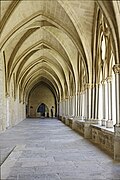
xmin=59 ymin=64 xmax=120 ymax=128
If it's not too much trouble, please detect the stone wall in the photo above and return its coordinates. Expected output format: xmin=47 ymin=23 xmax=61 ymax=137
xmin=29 ymin=84 xmax=55 ymax=117
xmin=0 ymin=53 xmax=26 ymax=133
xmin=91 ymin=125 xmax=114 ymax=156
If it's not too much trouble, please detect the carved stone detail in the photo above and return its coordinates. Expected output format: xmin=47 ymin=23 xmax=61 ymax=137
xmin=113 ymin=64 xmax=120 ymax=74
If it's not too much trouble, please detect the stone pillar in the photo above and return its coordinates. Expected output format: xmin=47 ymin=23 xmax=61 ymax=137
xmin=94 ymin=84 xmax=101 ymax=125
xmin=86 ymin=85 xmax=90 ymax=120
xmin=63 ymin=99 xmax=65 ymax=116
xmin=78 ymin=93 xmax=80 ymax=117
xmin=113 ymin=64 xmax=120 ymax=126
xmin=71 ymin=96 xmax=73 ymax=117
xmin=79 ymin=92 xmax=81 ymax=117
xmin=72 ymin=95 xmax=75 ymax=116
xmin=106 ymin=77 xmax=113 ymax=128
xmin=69 ymin=96 xmax=71 ymax=116
xmin=65 ymin=97 xmax=69 ymax=117
xmin=64 ymin=99 xmax=66 ymax=116
xmin=84 ymin=89 xmax=87 ymax=119
xmin=59 ymin=101 xmax=61 ymax=117
xmin=80 ymin=92 xmax=82 ymax=117
xmin=113 ymin=64 xmax=120 ymax=161
xmin=82 ymin=91 xmax=85 ymax=119
xmin=67 ymin=97 xmax=69 ymax=117
xmin=75 ymin=93 xmax=77 ymax=117
xmin=77 ymin=93 xmax=80 ymax=116
xmin=83 ymin=86 xmax=88 ymax=120
xmin=6 ymin=94 xmax=10 ymax=128
xmin=92 ymin=84 xmax=96 ymax=120
xmin=95 ymin=84 xmax=98 ymax=119
xmin=89 ymin=85 xmax=93 ymax=120
xmin=101 ymin=80 xmax=106 ymax=126
xmin=88 ymin=86 xmax=91 ymax=119
xmin=60 ymin=101 xmax=62 ymax=117
xmin=61 ymin=101 xmax=63 ymax=117
xmin=65 ymin=98 xmax=67 ymax=116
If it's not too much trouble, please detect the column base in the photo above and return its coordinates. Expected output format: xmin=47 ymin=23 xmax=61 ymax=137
xmin=101 ymin=119 xmax=106 ymax=126
xmin=88 ymin=119 xmax=100 ymax=125
xmin=106 ymin=120 xmax=113 ymax=128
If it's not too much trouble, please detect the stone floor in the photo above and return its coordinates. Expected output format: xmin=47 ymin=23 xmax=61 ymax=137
xmin=0 ymin=118 xmax=120 ymax=180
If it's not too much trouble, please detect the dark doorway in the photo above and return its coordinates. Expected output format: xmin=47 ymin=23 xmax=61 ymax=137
xmin=37 ymin=103 xmax=49 ymax=118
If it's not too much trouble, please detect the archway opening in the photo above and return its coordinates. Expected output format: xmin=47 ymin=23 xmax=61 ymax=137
xmin=27 ymin=83 xmax=57 ymax=118
xmin=37 ymin=103 xmax=49 ymax=118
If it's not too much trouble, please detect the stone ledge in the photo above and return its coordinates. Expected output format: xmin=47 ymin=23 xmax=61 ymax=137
xmin=91 ymin=124 xmax=114 ymax=134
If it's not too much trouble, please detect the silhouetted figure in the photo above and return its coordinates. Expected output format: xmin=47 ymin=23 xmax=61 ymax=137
xmin=51 ymin=106 xmax=54 ymax=118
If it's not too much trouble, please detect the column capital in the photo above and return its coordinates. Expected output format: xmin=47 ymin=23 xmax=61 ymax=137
xmin=6 ymin=92 xmax=10 ymax=98
xmin=89 ymin=83 xmax=95 ymax=89
xmin=106 ymin=76 xmax=112 ymax=83
xmin=85 ymin=83 xmax=91 ymax=89
xmin=95 ymin=83 xmax=100 ymax=87
xmin=65 ymin=97 xmax=69 ymax=100
xmin=113 ymin=64 xmax=120 ymax=74
xmin=101 ymin=79 xmax=106 ymax=84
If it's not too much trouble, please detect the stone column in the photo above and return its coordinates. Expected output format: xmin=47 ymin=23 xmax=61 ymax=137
xmin=89 ymin=85 xmax=92 ymax=120
xmin=67 ymin=97 xmax=70 ymax=117
xmin=84 ymin=89 xmax=87 ymax=119
xmin=81 ymin=91 xmax=84 ymax=119
xmin=113 ymin=64 xmax=120 ymax=161
xmin=78 ymin=92 xmax=80 ymax=117
xmin=69 ymin=96 xmax=72 ymax=116
xmin=83 ymin=86 xmax=88 ymax=120
xmin=89 ymin=85 xmax=93 ymax=120
xmin=106 ymin=77 xmax=113 ymax=128
xmin=61 ymin=100 xmax=64 ymax=116
xmin=94 ymin=84 xmax=101 ymax=125
xmin=113 ymin=64 xmax=120 ymax=127
xmin=75 ymin=93 xmax=78 ymax=117
xmin=79 ymin=92 xmax=81 ymax=117
xmin=91 ymin=84 xmax=96 ymax=120
xmin=80 ymin=93 xmax=82 ymax=117
xmin=82 ymin=91 xmax=85 ymax=119
xmin=86 ymin=84 xmax=90 ymax=120
xmin=95 ymin=84 xmax=98 ymax=119
xmin=6 ymin=94 xmax=10 ymax=128
xmin=77 ymin=93 xmax=80 ymax=116
xmin=65 ymin=98 xmax=68 ymax=116
xmin=71 ymin=96 xmax=73 ymax=117
xmin=64 ymin=99 xmax=66 ymax=116
xmin=101 ymin=80 xmax=106 ymax=126
xmin=63 ymin=99 xmax=66 ymax=116
xmin=59 ymin=101 xmax=62 ymax=117
xmin=72 ymin=95 xmax=75 ymax=117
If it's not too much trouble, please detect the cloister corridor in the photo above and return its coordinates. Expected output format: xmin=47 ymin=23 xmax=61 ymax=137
xmin=0 ymin=1 xmax=120 ymax=179
xmin=0 ymin=118 xmax=120 ymax=180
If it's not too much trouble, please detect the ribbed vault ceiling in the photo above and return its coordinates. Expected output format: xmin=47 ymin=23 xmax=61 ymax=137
xmin=1 ymin=0 xmax=118 ymax=102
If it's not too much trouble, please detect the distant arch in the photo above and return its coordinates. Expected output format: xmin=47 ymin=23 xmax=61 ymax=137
xmin=37 ymin=103 xmax=49 ymax=118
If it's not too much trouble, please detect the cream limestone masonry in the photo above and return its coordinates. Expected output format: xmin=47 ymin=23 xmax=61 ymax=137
xmin=29 ymin=84 xmax=55 ymax=117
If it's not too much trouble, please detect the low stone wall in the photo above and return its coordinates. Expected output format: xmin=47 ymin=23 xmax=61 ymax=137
xmin=91 ymin=125 xmax=114 ymax=156
xmin=60 ymin=116 xmax=74 ymax=128
xmin=60 ymin=116 xmax=116 ymax=159
xmin=72 ymin=120 xmax=84 ymax=136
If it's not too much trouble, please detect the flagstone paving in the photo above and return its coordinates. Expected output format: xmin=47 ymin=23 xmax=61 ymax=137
xmin=0 ymin=118 xmax=120 ymax=180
